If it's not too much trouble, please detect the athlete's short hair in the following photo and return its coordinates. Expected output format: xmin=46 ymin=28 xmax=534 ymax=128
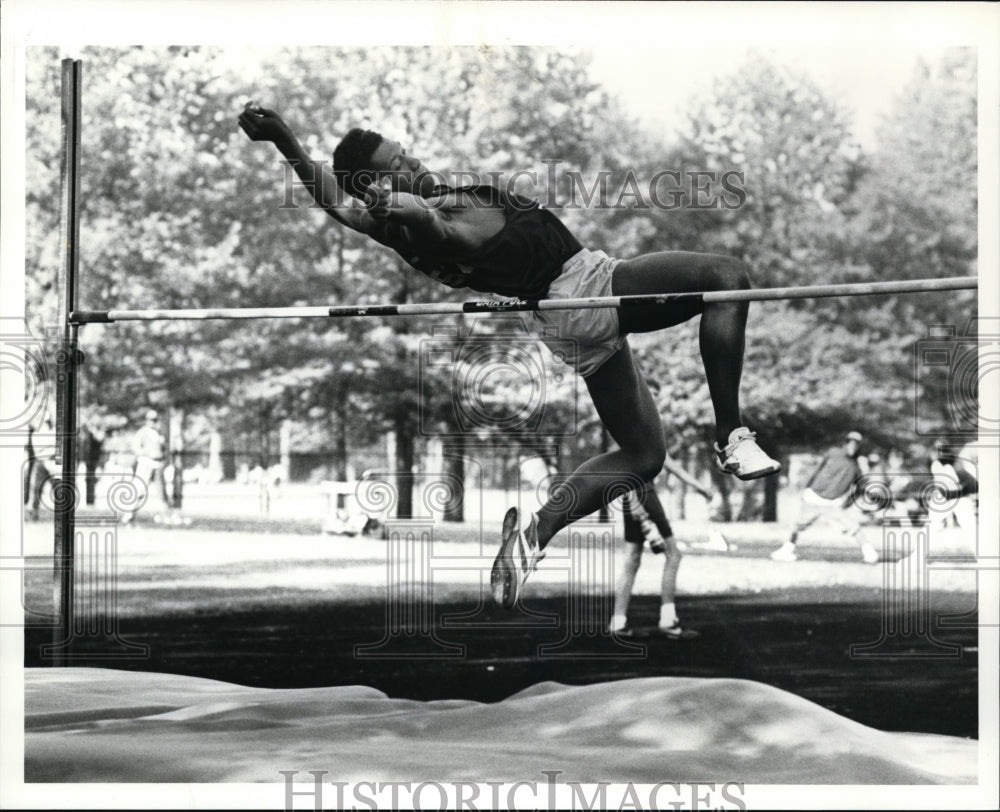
xmin=333 ymin=127 xmax=384 ymax=198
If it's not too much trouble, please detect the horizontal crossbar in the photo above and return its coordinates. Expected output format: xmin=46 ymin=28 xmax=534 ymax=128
xmin=69 ymin=276 xmax=978 ymax=324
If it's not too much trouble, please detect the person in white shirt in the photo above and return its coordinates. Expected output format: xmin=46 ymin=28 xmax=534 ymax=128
xmin=131 ymin=409 xmax=169 ymax=513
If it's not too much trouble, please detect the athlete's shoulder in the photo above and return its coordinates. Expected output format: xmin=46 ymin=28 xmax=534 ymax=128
xmin=503 ymin=188 xmax=541 ymax=213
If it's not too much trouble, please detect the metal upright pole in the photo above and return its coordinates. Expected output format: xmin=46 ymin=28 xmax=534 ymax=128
xmin=52 ymin=58 xmax=83 ymax=666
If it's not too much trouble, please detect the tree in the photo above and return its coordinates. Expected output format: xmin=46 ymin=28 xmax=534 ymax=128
xmin=24 ymin=45 xmax=641 ymax=517
xmin=631 ymin=56 xmax=870 ymax=460
xmin=843 ymin=49 xmax=978 ymax=442
xmin=628 ymin=52 xmax=976 ymax=456
xmin=614 ymin=52 xmax=976 ymax=519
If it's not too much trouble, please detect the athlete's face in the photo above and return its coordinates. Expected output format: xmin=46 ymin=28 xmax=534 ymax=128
xmin=369 ymin=138 xmax=435 ymax=197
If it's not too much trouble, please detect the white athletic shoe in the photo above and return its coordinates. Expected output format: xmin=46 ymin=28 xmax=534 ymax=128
xmin=705 ymin=530 xmax=730 ymax=552
xmin=491 ymin=507 xmax=545 ymax=610
xmin=770 ymin=541 xmax=798 ymax=562
xmin=861 ymin=543 xmax=880 ymax=565
xmin=714 ymin=427 xmax=781 ymax=481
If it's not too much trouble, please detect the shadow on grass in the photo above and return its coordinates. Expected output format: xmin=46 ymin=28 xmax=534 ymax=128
xmin=24 ymin=590 xmax=978 ymax=739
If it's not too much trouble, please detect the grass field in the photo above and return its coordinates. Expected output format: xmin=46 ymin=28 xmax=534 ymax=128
xmin=20 ymin=496 xmax=980 ymax=741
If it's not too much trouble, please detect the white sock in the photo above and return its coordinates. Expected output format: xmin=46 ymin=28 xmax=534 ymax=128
xmin=659 ymin=603 xmax=678 ymax=628
xmin=609 ymin=613 xmax=628 ymax=632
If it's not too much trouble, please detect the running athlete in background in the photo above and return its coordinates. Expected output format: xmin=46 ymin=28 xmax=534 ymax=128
xmin=771 ymin=431 xmax=877 ymax=564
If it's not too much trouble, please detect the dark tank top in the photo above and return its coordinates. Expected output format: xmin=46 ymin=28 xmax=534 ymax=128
xmin=370 ymin=185 xmax=582 ymax=299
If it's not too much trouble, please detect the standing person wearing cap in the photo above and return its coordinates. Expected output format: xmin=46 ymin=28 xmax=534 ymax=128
xmin=771 ymin=431 xmax=878 ymax=563
xmin=127 ymin=409 xmax=169 ymax=521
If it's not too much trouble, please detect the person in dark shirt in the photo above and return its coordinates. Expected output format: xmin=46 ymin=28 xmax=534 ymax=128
xmin=79 ymin=419 xmax=106 ymax=507
xmin=771 ymin=431 xmax=877 ymax=563
xmin=239 ymin=106 xmax=780 ymax=608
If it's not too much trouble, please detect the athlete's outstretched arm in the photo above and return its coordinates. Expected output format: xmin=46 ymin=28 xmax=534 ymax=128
xmin=663 ymin=453 xmax=713 ymax=499
xmin=364 ymin=184 xmax=482 ymax=251
xmin=237 ymin=104 xmax=374 ymax=233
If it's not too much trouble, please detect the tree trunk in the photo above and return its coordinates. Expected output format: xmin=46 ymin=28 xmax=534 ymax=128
xmin=334 ymin=388 xmax=349 ymax=481
xmin=736 ymin=479 xmax=763 ymax=521
xmin=762 ymin=452 xmax=781 ymax=522
xmin=394 ymin=416 xmax=415 ymax=520
xmin=169 ymin=406 xmax=184 ymax=508
xmin=443 ymin=437 xmax=466 ymax=523
xmin=259 ymin=408 xmax=271 ymax=468
xmin=709 ymin=456 xmax=733 ymax=522
xmin=279 ymin=420 xmax=291 ymax=479
xmin=221 ymin=431 xmax=236 ymax=481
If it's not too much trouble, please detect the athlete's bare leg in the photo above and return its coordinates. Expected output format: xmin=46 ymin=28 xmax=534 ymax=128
xmin=534 ymin=343 xmax=665 ymax=548
xmin=660 ymin=537 xmax=682 ymax=606
xmin=612 ymin=251 xmax=750 ymax=447
xmin=612 ymin=542 xmax=643 ymax=622
xmin=503 ymin=251 xmax=770 ymax=600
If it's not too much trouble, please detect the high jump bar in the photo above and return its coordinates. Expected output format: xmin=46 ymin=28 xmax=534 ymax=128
xmin=70 ymin=276 xmax=978 ymax=324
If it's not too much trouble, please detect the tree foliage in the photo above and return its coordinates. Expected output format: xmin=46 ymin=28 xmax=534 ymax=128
xmin=24 ymin=47 xmax=978 ymax=511
xmin=628 ymin=51 xmax=977 ymax=455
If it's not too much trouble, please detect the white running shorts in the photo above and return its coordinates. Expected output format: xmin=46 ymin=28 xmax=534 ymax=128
xmin=529 ymin=248 xmax=627 ymax=378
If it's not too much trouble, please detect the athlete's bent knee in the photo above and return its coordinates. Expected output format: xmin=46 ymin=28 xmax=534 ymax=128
xmin=631 ymin=444 xmax=666 ymax=483
xmin=725 ymin=257 xmax=751 ymax=290
xmin=711 ymin=256 xmax=751 ymax=291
